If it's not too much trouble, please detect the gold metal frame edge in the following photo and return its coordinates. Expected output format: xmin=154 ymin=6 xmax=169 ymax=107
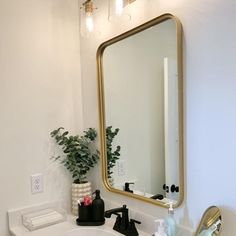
xmin=96 ymin=13 xmax=184 ymax=208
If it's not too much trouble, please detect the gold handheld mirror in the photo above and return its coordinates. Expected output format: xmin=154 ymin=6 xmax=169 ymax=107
xmin=195 ymin=206 xmax=222 ymax=235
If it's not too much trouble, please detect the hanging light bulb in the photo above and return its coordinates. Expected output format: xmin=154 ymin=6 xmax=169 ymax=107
xmin=80 ymin=0 xmax=98 ymax=38
xmin=108 ymin=0 xmax=136 ymax=22
xmin=85 ymin=14 xmax=94 ymax=33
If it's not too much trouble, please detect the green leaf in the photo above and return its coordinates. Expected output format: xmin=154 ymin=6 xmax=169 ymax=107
xmin=106 ymin=126 xmax=121 ymax=179
xmin=50 ymin=127 xmax=100 ymax=182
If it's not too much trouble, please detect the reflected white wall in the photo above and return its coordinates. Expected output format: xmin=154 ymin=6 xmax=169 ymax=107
xmin=103 ymin=20 xmax=177 ymax=196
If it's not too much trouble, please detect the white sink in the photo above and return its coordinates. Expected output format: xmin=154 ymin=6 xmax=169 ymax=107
xmin=66 ymin=228 xmax=120 ymax=236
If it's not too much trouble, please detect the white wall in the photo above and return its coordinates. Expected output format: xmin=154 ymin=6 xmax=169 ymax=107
xmin=0 ymin=0 xmax=83 ymax=235
xmin=79 ymin=0 xmax=236 ymax=235
xmin=1 ymin=0 xmax=236 ymax=235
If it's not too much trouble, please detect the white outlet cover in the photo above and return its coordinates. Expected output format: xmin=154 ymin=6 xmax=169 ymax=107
xmin=31 ymin=173 xmax=43 ymax=194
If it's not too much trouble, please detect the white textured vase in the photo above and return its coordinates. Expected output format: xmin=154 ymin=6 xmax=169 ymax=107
xmin=71 ymin=182 xmax=92 ymax=215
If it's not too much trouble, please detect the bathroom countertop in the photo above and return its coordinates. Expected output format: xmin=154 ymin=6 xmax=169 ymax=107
xmin=8 ymin=201 xmax=194 ymax=236
xmin=10 ymin=214 xmax=76 ymax=236
xmin=9 ymin=215 xmax=149 ymax=236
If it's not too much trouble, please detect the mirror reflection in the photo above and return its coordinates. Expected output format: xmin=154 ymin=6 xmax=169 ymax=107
xmin=195 ymin=206 xmax=222 ymax=236
xmin=97 ymin=14 xmax=183 ymax=207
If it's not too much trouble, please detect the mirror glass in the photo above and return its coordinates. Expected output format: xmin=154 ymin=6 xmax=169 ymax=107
xmin=195 ymin=206 xmax=222 ymax=235
xmin=97 ymin=14 xmax=183 ymax=207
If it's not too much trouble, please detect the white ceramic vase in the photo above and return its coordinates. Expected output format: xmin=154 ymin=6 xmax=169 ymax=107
xmin=71 ymin=182 xmax=92 ymax=215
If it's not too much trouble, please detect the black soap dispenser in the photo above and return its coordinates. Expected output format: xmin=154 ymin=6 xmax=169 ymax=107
xmin=92 ymin=190 xmax=105 ymax=223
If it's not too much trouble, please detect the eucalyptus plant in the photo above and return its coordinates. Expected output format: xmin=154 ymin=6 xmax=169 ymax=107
xmin=50 ymin=127 xmax=99 ymax=184
xmin=106 ymin=126 xmax=121 ymax=179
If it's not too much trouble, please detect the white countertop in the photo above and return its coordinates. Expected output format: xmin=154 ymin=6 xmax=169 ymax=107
xmin=8 ymin=201 xmax=194 ymax=236
xmin=10 ymin=216 xmax=75 ymax=236
xmin=9 ymin=214 xmax=149 ymax=236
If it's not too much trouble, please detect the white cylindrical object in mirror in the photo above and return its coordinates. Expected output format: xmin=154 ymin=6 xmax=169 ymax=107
xmin=164 ymin=57 xmax=179 ymax=201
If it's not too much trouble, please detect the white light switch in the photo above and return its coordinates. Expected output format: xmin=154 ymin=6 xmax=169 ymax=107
xmin=31 ymin=173 xmax=43 ymax=194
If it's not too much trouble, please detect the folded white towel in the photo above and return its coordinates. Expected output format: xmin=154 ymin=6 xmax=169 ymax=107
xmin=23 ymin=209 xmax=65 ymax=230
xmin=30 ymin=211 xmax=64 ymax=227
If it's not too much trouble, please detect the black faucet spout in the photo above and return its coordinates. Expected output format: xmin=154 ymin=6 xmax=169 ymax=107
xmin=104 ymin=205 xmax=127 ymax=218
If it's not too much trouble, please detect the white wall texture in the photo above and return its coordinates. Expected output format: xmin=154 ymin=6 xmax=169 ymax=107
xmin=79 ymin=0 xmax=236 ymax=235
xmin=1 ymin=0 xmax=236 ymax=235
xmin=0 ymin=0 xmax=83 ymax=235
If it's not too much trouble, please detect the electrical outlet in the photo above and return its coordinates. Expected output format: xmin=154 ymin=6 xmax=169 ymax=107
xmin=31 ymin=173 xmax=43 ymax=194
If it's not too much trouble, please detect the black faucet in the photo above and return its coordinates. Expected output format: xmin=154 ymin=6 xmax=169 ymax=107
xmin=104 ymin=205 xmax=141 ymax=236
xmin=124 ymin=182 xmax=134 ymax=193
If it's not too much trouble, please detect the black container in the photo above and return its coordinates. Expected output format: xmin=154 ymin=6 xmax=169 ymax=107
xmin=92 ymin=190 xmax=105 ymax=222
xmin=78 ymin=202 xmax=92 ymax=221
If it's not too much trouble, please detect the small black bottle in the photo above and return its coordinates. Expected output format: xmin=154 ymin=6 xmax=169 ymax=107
xmin=92 ymin=189 xmax=105 ymax=222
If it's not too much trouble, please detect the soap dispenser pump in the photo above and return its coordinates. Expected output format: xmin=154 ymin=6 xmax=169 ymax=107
xmin=165 ymin=202 xmax=176 ymax=236
xmin=154 ymin=219 xmax=167 ymax=236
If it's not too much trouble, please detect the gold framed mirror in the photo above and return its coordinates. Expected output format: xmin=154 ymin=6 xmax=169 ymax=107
xmin=97 ymin=13 xmax=183 ymax=208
